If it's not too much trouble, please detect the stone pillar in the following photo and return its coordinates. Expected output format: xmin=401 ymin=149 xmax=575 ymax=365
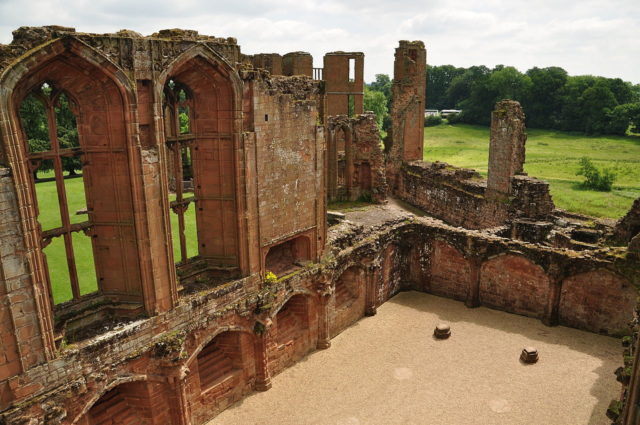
xmin=487 ymin=100 xmax=527 ymax=199
xmin=365 ymin=265 xmax=379 ymax=316
xmin=543 ymin=266 xmax=563 ymax=326
xmin=168 ymin=368 xmax=191 ymax=425
xmin=389 ymin=41 xmax=426 ymax=164
xmin=344 ymin=128 xmax=354 ymax=200
xmin=253 ymin=329 xmax=272 ymax=391
xmin=328 ymin=130 xmax=338 ymax=200
xmin=317 ymin=294 xmax=332 ymax=349
xmin=465 ymin=257 xmax=482 ymax=309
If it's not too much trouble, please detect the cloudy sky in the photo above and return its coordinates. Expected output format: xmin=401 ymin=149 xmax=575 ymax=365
xmin=0 ymin=0 xmax=638 ymax=84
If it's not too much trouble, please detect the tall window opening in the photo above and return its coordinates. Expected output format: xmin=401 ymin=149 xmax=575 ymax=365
xmin=19 ymin=82 xmax=97 ymax=305
xmin=163 ymin=79 xmax=198 ymax=263
xmin=348 ymin=58 xmax=355 ymax=82
xmin=348 ymin=95 xmax=355 ymax=117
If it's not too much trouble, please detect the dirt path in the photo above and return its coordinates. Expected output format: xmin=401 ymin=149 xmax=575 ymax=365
xmin=211 ymin=291 xmax=621 ymax=425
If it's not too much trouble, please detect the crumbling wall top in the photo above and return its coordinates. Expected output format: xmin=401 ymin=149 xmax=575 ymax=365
xmin=325 ymin=51 xmax=364 ymax=56
xmin=0 ymin=26 xmax=240 ymax=75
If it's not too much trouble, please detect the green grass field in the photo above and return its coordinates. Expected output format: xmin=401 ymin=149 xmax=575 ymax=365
xmin=35 ymin=174 xmax=197 ymax=304
xmin=424 ymin=124 xmax=640 ymax=219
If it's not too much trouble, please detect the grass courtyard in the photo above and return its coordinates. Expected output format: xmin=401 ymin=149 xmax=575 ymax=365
xmin=424 ymin=124 xmax=640 ymax=218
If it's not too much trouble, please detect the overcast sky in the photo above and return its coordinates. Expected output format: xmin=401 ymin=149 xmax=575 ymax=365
xmin=0 ymin=0 xmax=638 ymax=84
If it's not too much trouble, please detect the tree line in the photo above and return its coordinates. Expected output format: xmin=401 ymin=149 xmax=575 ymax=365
xmin=427 ymin=64 xmax=640 ymax=135
xmin=365 ymin=66 xmax=640 ymax=136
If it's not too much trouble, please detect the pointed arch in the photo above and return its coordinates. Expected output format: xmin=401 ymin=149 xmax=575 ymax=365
xmin=0 ymin=36 xmax=155 ymax=356
xmin=155 ymin=44 xmax=248 ymax=278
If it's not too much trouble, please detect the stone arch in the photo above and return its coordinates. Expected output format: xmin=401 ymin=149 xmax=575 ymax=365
xmin=269 ymin=292 xmax=317 ymax=375
xmin=185 ymin=328 xmax=256 ymax=424
xmin=479 ymin=253 xmax=550 ymax=318
xmin=331 ymin=265 xmax=367 ymax=337
xmin=157 ymin=45 xmax=246 ymax=274
xmin=156 ymin=44 xmax=243 ymax=106
xmin=185 ymin=324 xmax=254 ymax=366
xmin=430 ymin=239 xmax=471 ymax=300
xmin=0 ymin=37 xmax=153 ymax=357
xmin=71 ymin=375 xmax=162 ymax=425
xmin=559 ymin=269 xmax=637 ymax=334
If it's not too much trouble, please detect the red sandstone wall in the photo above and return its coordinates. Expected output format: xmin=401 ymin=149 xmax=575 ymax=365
xmin=379 ymin=244 xmax=402 ymax=305
xmin=396 ymin=162 xmax=508 ymax=229
xmin=430 ymin=240 xmax=471 ymax=301
xmin=397 ymin=162 xmax=554 ymax=229
xmin=268 ymin=295 xmax=318 ymax=376
xmin=188 ymin=332 xmax=256 ymax=424
xmin=480 ymin=255 xmax=549 ymax=318
xmin=330 ymin=267 xmax=366 ymax=337
xmin=323 ymin=53 xmax=364 ymax=117
xmin=252 ymin=78 xmax=325 ymax=262
xmin=0 ymin=172 xmax=47 ymax=401
xmin=559 ymin=270 xmax=637 ymax=334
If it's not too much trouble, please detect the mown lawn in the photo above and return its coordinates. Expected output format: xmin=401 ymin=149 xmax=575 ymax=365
xmin=34 ymin=173 xmax=197 ymax=304
xmin=424 ymin=124 xmax=640 ymax=219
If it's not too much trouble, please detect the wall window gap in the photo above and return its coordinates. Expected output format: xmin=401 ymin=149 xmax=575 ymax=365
xmin=19 ymin=82 xmax=96 ymax=305
xmin=164 ymin=79 xmax=198 ymax=264
xmin=348 ymin=58 xmax=355 ymax=82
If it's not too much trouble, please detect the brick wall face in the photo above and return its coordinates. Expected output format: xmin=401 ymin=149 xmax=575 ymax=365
xmin=396 ymin=161 xmax=554 ymax=229
xmin=487 ymin=100 xmax=527 ymax=198
xmin=252 ymin=78 xmax=325 ymax=257
xmin=327 ymin=114 xmax=387 ymax=202
xmin=323 ymin=53 xmax=364 ymax=117
xmin=0 ymin=217 xmax=636 ymax=424
xmin=559 ymin=269 xmax=637 ymax=334
xmin=480 ymin=255 xmax=550 ymax=319
xmin=330 ymin=267 xmax=366 ymax=337
xmin=430 ymin=240 xmax=471 ymax=301
xmin=0 ymin=172 xmax=46 ymax=390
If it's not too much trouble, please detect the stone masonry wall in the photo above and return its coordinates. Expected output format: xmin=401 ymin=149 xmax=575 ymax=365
xmin=327 ymin=113 xmax=387 ymax=202
xmin=0 ymin=211 xmax=638 ymax=424
xmin=387 ymin=40 xmax=426 ymax=189
xmin=250 ymin=76 xmax=326 ymax=262
xmin=487 ymin=100 xmax=527 ymax=198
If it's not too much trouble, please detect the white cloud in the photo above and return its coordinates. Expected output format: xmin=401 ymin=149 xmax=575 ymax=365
xmin=0 ymin=0 xmax=638 ymax=83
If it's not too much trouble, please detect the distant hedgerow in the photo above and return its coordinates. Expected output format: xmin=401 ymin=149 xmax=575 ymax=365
xmin=576 ymin=157 xmax=617 ymax=191
xmin=424 ymin=115 xmax=443 ymax=127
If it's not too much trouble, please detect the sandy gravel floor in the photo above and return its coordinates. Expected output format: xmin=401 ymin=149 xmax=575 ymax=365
xmin=211 ymin=291 xmax=621 ymax=425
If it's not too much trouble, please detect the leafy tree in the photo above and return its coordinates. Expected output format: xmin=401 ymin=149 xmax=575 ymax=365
xmin=426 ymin=64 xmax=465 ymax=110
xmin=523 ymin=67 xmax=567 ymax=128
xmin=18 ymin=91 xmax=82 ymax=177
xmin=578 ymin=81 xmax=618 ymax=134
xmin=446 ymin=65 xmax=490 ymax=108
xmin=577 ymin=157 xmax=616 ymax=191
xmin=424 ymin=114 xmax=443 ymax=127
xmin=369 ymin=74 xmax=392 ymax=109
xmin=363 ymin=86 xmax=388 ymax=130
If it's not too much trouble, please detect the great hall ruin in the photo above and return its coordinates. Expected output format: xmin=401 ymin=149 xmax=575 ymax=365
xmin=0 ymin=26 xmax=639 ymax=425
